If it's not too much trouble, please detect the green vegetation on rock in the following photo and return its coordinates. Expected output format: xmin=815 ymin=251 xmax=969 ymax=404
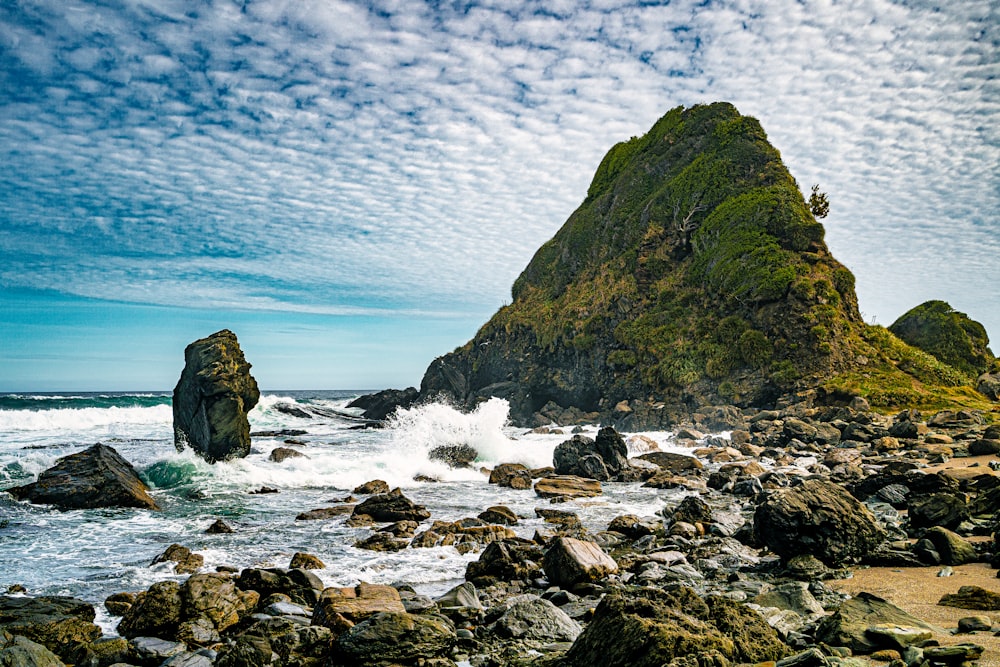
xmin=405 ymin=103 xmax=997 ymax=425
xmin=888 ymin=300 xmax=995 ymax=378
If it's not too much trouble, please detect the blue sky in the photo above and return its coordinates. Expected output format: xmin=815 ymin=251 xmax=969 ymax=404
xmin=1 ymin=0 xmax=997 ymax=391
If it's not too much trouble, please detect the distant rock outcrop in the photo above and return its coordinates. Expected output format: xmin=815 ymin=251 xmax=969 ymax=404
xmin=8 ymin=443 xmax=158 ymax=510
xmin=353 ymin=103 xmax=995 ymax=425
xmin=889 ymin=300 xmax=995 ymax=378
xmin=173 ymin=329 xmax=260 ymax=463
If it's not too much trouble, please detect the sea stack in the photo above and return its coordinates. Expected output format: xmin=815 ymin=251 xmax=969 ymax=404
xmin=173 ymin=329 xmax=260 ymax=463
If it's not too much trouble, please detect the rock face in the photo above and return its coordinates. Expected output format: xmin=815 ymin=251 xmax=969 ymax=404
xmin=173 ymin=329 xmax=260 ymax=463
xmin=753 ymin=479 xmax=885 ymax=566
xmin=0 ymin=595 xmax=101 ymax=663
xmin=8 ymin=443 xmax=158 ymax=510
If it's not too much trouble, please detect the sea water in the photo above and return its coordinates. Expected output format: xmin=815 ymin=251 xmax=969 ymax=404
xmin=0 ymin=391 xmax=696 ymax=633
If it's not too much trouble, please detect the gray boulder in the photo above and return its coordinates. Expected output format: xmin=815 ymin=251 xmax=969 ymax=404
xmin=8 ymin=443 xmax=158 ymax=511
xmin=485 ymin=594 xmax=581 ymax=641
xmin=333 ymin=612 xmax=456 ymax=665
xmin=173 ymin=329 xmax=260 ymax=463
xmin=542 ymin=537 xmax=618 ymax=588
xmin=0 ymin=634 xmax=66 ymax=667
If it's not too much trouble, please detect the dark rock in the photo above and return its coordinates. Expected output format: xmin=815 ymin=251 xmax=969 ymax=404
xmin=669 ymin=495 xmax=713 ymax=526
xmin=117 ymin=581 xmax=182 ymax=638
xmin=104 ymin=592 xmax=135 ymax=617
xmin=606 ymin=514 xmax=657 ymax=539
xmin=172 ymin=329 xmax=260 ymax=463
xmin=553 ymin=427 xmax=628 ymax=481
xmin=478 ymin=505 xmax=518 ymax=526
xmin=489 ymin=463 xmax=533 ymax=488
xmin=815 ymin=592 xmax=938 ymax=653
xmin=979 ymin=373 xmax=1000 ymax=400
xmin=428 ymin=444 xmax=477 ymax=468
xmin=7 ymin=443 xmax=158 ymax=510
xmin=351 ymin=489 xmax=430 ymax=522
xmin=924 ymin=643 xmax=985 ymax=665
xmin=0 ymin=596 xmax=100 ymax=663
xmin=214 ymin=634 xmax=275 ymax=667
xmin=938 ymin=585 xmax=1000 ymax=610
xmin=235 ymin=568 xmax=323 ymax=607
xmin=968 ymin=438 xmax=1000 ymax=455
xmin=560 ymin=587 xmax=787 ymax=667
xmin=352 ymin=479 xmax=390 ymax=495
xmin=333 ymin=611 xmax=456 ymax=665
xmin=957 ymin=615 xmax=992 ymax=632
xmin=355 ymin=531 xmax=410 ymax=552
xmin=754 ymin=478 xmax=885 ymax=566
xmin=0 ymin=634 xmax=65 ymax=666
xmin=347 ymin=387 xmax=419 ymax=421
xmin=206 ymin=518 xmax=234 ymax=534
xmin=181 ymin=572 xmax=254 ymax=634
xmin=295 ymin=505 xmax=353 ymax=521
xmin=151 ymin=544 xmax=204 ymax=574
xmin=465 ymin=539 xmax=545 ymax=587
xmin=908 ymin=493 xmax=969 ymax=530
xmin=268 ymin=447 xmax=307 ymax=463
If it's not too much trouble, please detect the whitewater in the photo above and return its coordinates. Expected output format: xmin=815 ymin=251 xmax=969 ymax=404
xmin=0 ymin=390 xmax=697 ymax=634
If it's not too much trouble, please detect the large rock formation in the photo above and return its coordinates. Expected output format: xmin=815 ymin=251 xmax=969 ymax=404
xmin=173 ymin=329 xmax=260 ymax=463
xmin=355 ymin=103 xmax=993 ymax=426
xmin=8 ymin=443 xmax=158 ymax=510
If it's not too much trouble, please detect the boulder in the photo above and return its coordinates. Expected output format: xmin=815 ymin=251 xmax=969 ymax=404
xmin=206 ymin=519 xmax=234 ymax=534
xmin=181 ymin=573 xmax=252 ymax=633
xmin=332 ymin=612 xmax=456 ymax=665
xmin=268 ymin=447 xmax=307 ymax=463
xmin=7 ymin=443 xmax=158 ymax=510
xmin=534 ymin=475 xmax=602 ymax=499
xmin=638 ymin=451 xmax=704 ymax=472
xmin=312 ymin=583 xmax=405 ymax=632
xmin=923 ymin=526 xmax=978 ymax=565
xmin=485 ymin=594 xmax=581 ymax=642
xmin=172 ymin=329 xmax=260 ymax=463
xmin=465 ymin=539 xmax=545 ymax=587
xmin=352 ymin=479 xmax=389 ymax=495
xmin=815 ymin=592 xmax=938 ymax=653
xmin=351 ymin=489 xmax=430 ymax=523
xmin=0 ymin=634 xmax=66 ymax=666
xmin=347 ymin=387 xmax=419 ymax=421
xmin=478 ymin=505 xmax=518 ymax=526
xmin=938 ymin=586 xmax=1000 ymax=611
xmin=542 ymin=537 xmax=618 ymax=588
xmin=561 ymin=587 xmax=786 ymax=667
xmin=489 ymin=463 xmax=532 ymax=489
xmin=979 ymin=373 xmax=1000 ymax=400
xmin=428 ymin=444 xmax=477 ymax=468
xmin=753 ymin=479 xmax=886 ymax=566
xmin=235 ymin=568 xmax=323 ymax=607
xmin=908 ymin=493 xmax=969 ymax=530
xmin=151 ymin=544 xmax=204 ymax=574
xmin=0 ymin=596 xmax=100 ymax=663
xmin=289 ymin=552 xmax=325 ymax=570
xmin=117 ymin=581 xmax=182 ymax=638
xmin=552 ymin=427 xmax=628 ymax=481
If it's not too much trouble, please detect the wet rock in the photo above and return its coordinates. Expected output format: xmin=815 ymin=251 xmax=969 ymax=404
xmin=181 ymin=572 xmax=253 ymax=634
xmin=214 ymin=634 xmax=276 ymax=667
xmin=172 ymin=329 xmax=260 ymax=463
xmin=478 ymin=505 xmax=518 ymax=526
xmin=206 ymin=519 xmax=234 ymax=534
xmin=753 ymin=479 xmax=886 ymax=566
xmin=312 ymin=583 xmax=405 ymax=632
xmin=104 ymin=592 xmax=135 ymax=617
xmin=0 ymin=634 xmax=66 ymax=667
xmin=235 ymin=616 xmax=331 ymax=666
xmin=131 ymin=636 xmax=187 ymax=663
xmin=606 ymin=514 xmax=657 ymax=539
xmin=542 ymin=537 xmax=618 ymax=588
xmin=347 ymin=387 xmax=419 ymax=421
xmin=352 ymin=479 xmax=389 ymax=495
xmin=295 ymin=505 xmax=353 ymax=521
xmin=938 ymin=585 xmax=1000 ymax=611
xmin=355 ymin=532 xmax=410 ymax=552
xmin=638 ymin=451 xmax=704 ymax=472
xmin=489 ymin=463 xmax=533 ymax=489
xmin=7 ymin=443 xmax=158 ymax=510
xmin=0 ymin=596 xmax=100 ymax=664
xmin=117 ymin=581 xmax=182 ymax=639
xmin=553 ymin=427 xmax=628 ymax=481
xmin=428 ymin=444 xmax=477 ymax=468
xmin=485 ymin=594 xmax=581 ymax=642
xmin=236 ymin=568 xmax=324 ymax=607
xmin=534 ymin=475 xmax=601 ymax=499
xmin=351 ymin=489 xmax=431 ymax=523
xmin=815 ymin=592 xmax=938 ymax=653
xmin=333 ymin=612 xmax=456 ymax=665
xmin=465 ymin=539 xmax=545 ymax=588
xmin=151 ymin=544 xmax=204 ymax=575
xmin=268 ymin=447 xmax=307 ymax=463
xmin=289 ymin=552 xmax=325 ymax=570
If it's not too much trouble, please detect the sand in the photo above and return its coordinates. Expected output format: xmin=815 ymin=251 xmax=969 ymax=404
xmin=829 ymin=563 xmax=1000 ymax=665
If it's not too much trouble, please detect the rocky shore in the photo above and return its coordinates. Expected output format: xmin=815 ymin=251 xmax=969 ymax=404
xmin=4 ymin=396 xmax=1000 ymax=667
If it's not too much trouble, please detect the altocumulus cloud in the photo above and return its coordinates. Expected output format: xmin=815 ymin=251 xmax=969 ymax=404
xmin=0 ymin=0 xmax=997 ymax=335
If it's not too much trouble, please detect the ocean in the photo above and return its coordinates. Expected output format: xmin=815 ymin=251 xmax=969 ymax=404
xmin=0 ymin=390 xmax=692 ymax=634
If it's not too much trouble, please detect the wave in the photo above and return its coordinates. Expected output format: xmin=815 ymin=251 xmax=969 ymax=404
xmin=0 ymin=393 xmax=171 ymax=412
xmin=0 ymin=404 xmax=174 ymax=433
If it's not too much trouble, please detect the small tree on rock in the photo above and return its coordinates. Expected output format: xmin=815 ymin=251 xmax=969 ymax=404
xmin=808 ymin=184 xmax=830 ymax=219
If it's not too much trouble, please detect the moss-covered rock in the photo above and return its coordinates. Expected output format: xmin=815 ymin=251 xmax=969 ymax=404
xmin=889 ymin=300 xmax=995 ymax=378
xmin=359 ymin=103 xmax=996 ymax=425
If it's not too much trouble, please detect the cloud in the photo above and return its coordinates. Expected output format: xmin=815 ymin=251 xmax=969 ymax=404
xmin=0 ymin=0 xmax=997 ymax=343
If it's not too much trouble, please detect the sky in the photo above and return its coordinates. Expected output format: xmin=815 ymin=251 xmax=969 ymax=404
xmin=0 ymin=0 xmax=997 ymax=392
